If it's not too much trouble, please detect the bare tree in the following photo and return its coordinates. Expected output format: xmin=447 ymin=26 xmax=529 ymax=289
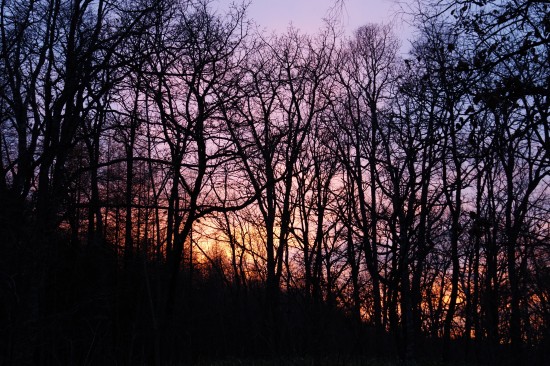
xmin=333 ymin=22 xmax=400 ymax=336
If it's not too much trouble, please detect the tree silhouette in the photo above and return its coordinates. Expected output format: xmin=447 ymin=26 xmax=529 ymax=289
xmin=1 ymin=0 xmax=549 ymax=365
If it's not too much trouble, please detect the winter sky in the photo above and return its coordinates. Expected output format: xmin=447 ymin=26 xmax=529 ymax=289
xmin=214 ymin=0 xmax=412 ymax=45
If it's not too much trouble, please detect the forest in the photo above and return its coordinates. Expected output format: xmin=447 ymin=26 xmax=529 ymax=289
xmin=1 ymin=0 xmax=549 ymax=365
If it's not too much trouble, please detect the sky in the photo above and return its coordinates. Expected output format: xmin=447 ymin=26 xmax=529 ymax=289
xmin=214 ymin=0 xmax=412 ymax=44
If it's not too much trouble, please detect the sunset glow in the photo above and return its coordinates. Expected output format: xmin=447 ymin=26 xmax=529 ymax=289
xmin=2 ymin=0 xmax=549 ymax=365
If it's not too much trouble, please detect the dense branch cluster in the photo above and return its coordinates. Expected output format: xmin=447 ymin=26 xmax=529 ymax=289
xmin=1 ymin=0 xmax=549 ymax=365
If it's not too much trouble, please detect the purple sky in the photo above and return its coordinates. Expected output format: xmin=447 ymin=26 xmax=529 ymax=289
xmin=214 ymin=0 xmax=411 ymax=40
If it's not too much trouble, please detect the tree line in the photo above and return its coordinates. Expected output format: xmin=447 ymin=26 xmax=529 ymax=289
xmin=1 ymin=0 xmax=549 ymax=365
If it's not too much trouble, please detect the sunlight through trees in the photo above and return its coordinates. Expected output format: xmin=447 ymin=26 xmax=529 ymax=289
xmin=1 ymin=0 xmax=549 ymax=365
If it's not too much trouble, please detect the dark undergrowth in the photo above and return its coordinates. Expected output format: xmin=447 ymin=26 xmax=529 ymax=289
xmin=1 ymin=229 xmax=549 ymax=366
